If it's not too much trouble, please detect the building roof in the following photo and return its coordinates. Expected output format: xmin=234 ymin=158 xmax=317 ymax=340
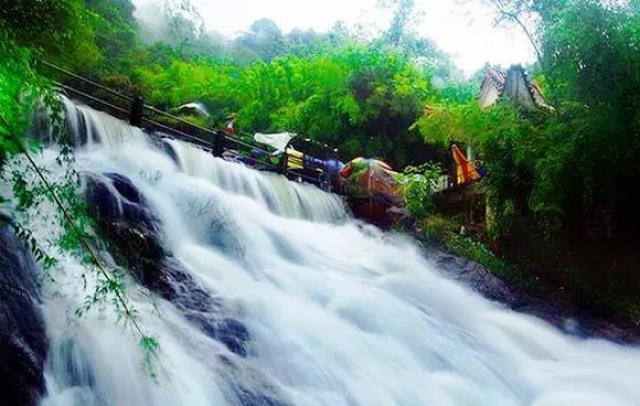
xmin=479 ymin=64 xmax=552 ymax=111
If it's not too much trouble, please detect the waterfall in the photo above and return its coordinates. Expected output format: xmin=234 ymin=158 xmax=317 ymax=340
xmin=13 ymin=98 xmax=640 ymax=405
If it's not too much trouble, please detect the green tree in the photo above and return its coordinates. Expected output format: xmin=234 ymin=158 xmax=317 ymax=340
xmin=0 ymin=0 xmax=101 ymax=70
xmin=417 ymin=0 xmax=640 ymax=318
xmin=0 ymin=29 xmax=51 ymax=166
xmin=86 ymin=0 xmax=138 ymax=62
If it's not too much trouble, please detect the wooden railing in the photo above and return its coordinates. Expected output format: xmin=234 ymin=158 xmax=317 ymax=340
xmin=40 ymin=61 xmax=336 ymax=191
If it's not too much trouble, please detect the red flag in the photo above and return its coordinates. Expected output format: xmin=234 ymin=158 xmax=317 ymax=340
xmin=452 ymin=144 xmax=482 ymax=185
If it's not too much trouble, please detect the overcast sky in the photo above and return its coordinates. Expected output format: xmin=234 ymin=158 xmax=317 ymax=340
xmin=135 ymin=0 xmax=536 ymax=75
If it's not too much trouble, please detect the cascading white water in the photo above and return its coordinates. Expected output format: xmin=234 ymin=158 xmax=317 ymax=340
xmin=21 ymin=98 xmax=640 ymax=405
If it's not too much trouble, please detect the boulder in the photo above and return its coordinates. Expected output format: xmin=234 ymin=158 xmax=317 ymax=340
xmin=0 ymin=220 xmax=48 ymax=406
xmin=85 ymin=173 xmax=250 ymax=356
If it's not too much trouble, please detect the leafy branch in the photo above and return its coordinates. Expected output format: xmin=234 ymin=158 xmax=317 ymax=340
xmin=1 ymin=113 xmax=159 ymax=374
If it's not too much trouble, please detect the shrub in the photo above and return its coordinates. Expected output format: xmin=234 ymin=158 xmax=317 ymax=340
xmin=396 ymin=162 xmax=442 ymax=219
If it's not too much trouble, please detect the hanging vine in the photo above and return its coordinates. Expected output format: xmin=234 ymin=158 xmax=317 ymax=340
xmin=0 ymin=29 xmax=159 ymax=377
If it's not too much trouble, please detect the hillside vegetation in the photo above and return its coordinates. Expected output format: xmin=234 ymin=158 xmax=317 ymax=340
xmin=1 ymin=0 xmax=640 ymax=321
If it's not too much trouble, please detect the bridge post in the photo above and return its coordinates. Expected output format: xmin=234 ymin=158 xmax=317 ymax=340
xmin=129 ymin=96 xmax=144 ymax=127
xmin=279 ymin=152 xmax=288 ymax=176
xmin=212 ymin=130 xmax=225 ymax=157
xmin=279 ymin=136 xmax=299 ymax=177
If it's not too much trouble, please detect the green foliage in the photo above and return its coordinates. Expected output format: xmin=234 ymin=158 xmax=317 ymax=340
xmin=0 ymin=28 xmax=65 ymax=282
xmin=412 ymin=0 xmax=640 ymax=319
xmin=1 ymin=9 xmax=155 ymax=372
xmin=397 ymin=162 xmax=442 ymax=219
xmin=139 ymin=335 xmax=160 ymax=380
xmin=445 ymin=234 xmax=543 ymax=292
xmin=0 ymin=0 xmax=458 ymax=168
xmin=420 ymin=213 xmax=459 ymax=240
xmin=418 ymin=100 xmax=559 ymax=234
xmin=0 ymin=0 xmax=102 ymax=70
xmin=424 ymin=0 xmax=640 ymax=243
xmin=85 ymin=0 xmax=138 ymax=65
xmin=0 ymin=29 xmax=53 ymax=160
xmin=446 ymin=234 xmax=506 ymax=273
xmin=4 ymin=127 xmax=159 ymax=374
xmin=0 ymin=0 xmax=140 ymax=74
xmin=128 ymin=42 xmax=436 ymax=166
xmin=12 ymin=222 xmax=59 ymax=273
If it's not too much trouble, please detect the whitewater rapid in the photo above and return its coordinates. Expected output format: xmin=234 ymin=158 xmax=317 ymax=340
xmin=18 ymin=99 xmax=640 ymax=405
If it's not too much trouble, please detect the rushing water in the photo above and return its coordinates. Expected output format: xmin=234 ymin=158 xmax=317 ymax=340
xmin=19 ymin=99 xmax=640 ymax=405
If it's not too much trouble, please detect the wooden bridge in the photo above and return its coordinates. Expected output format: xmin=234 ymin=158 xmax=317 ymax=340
xmin=41 ymin=61 xmax=340 ymax=192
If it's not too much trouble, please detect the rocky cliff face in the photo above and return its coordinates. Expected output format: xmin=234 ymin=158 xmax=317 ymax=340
xmin=0 ymin=218 xmax=48 ymax=406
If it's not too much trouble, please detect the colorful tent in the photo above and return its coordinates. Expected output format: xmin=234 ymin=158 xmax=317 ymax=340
xmin=340 ymin=157 xmax=403 ymax=204
xmin=452 ymin=144 xmax=484 ymax=185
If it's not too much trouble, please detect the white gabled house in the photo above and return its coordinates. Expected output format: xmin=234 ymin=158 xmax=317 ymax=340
xmin=479 ymin=64 xmax=552 ymax=111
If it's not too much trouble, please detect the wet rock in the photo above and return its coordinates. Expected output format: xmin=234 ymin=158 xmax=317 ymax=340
xmin=349 ymin=199 xmax=392 ymax=229
xmin=85 ymin=174 xmax=251 ymax=356
xmin=429 ymin=248 xmax=640 ymax=344
xmin=214 ymin=318 xmax=251 ymax=357
xmin=429 ymin=251 xmax=515 ymax=305
xmin=86 ymin=173 xmax=168 ymax=279
xmin=233 ymin=386 xmax=288 ymax=406
xmin=0 ymin=221 xmax=48 ymax=406
xmin=149 ymin=134 xmax=180 ymax=167
xmin=158 ymin=259 xmax=249 ymax=357
xmin=216 ymin=355 xmax=290 ymax=406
